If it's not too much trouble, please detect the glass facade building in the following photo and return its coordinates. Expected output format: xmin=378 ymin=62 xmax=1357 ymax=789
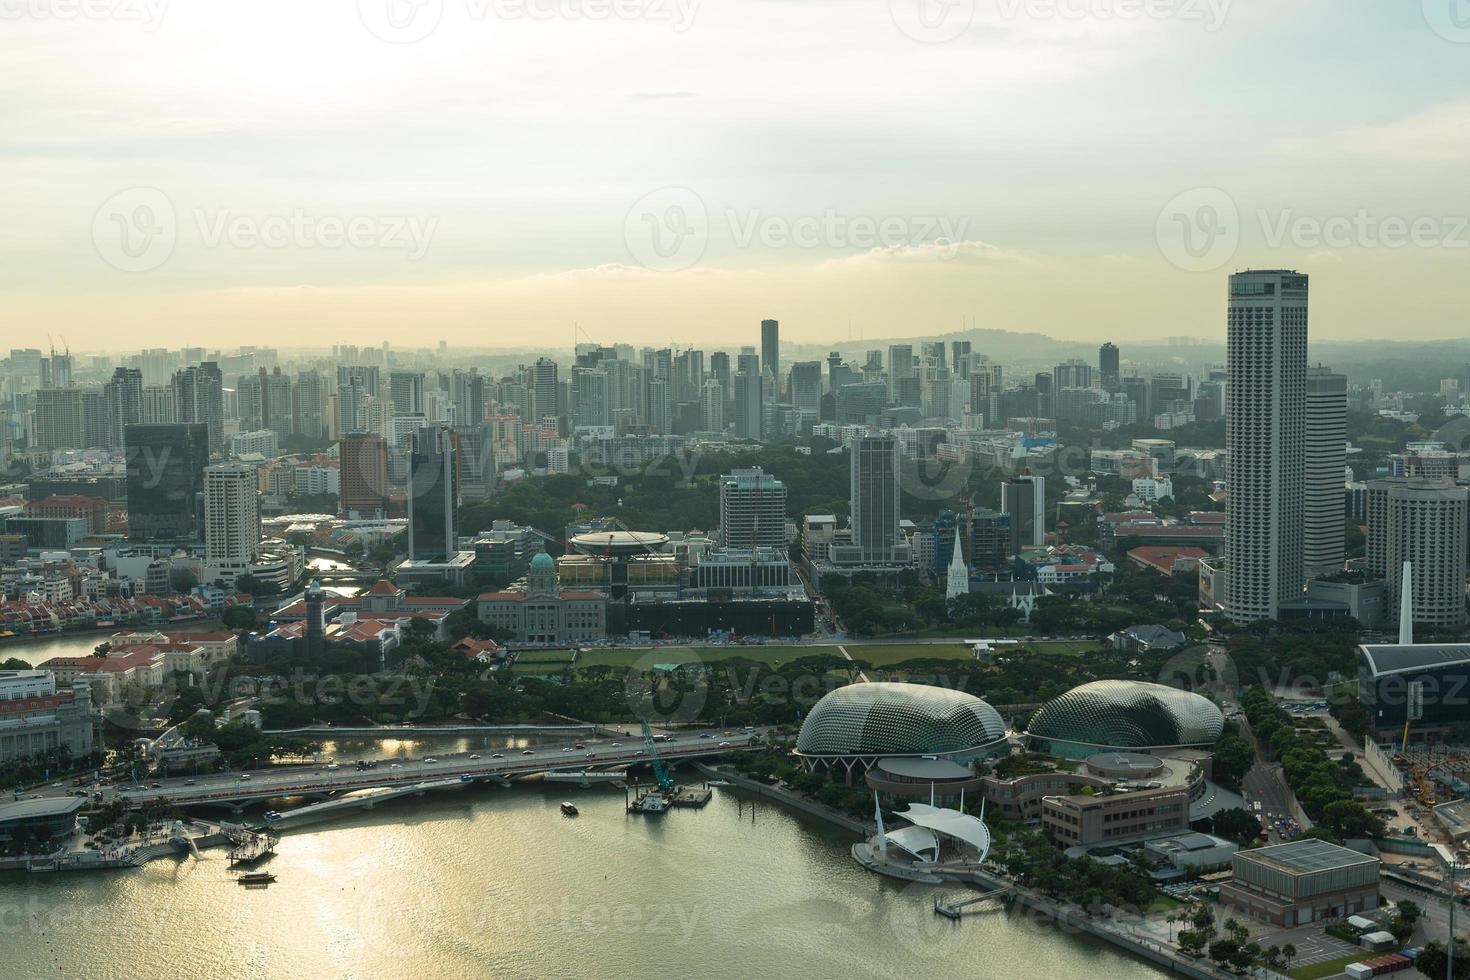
xmin=124 ymin=423 xmax=208 ymax=543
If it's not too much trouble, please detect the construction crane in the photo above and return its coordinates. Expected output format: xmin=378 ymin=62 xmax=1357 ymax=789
xmin=639 ymin=716 xmax=674 ymax=792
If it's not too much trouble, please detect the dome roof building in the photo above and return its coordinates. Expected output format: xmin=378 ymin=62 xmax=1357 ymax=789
xmin=1024 ymin=680 xmax=1223 ymax=759
xmin=796 ymin=682 xmax=1008 ymax=775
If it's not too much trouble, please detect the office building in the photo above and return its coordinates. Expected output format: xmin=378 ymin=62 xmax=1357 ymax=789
xmin=851 ymin=435 xmax=900 ymax=561
xmin=407 ymin=426 xmax=458 ymax=562
xmin=1225 ymin=270 xmax=1308 ymax=624
xmin=1099 ymin=342 xmax=1120 ymax=389
xmin=1304 ymin=367 xmax=1347 ymax=579
xmin=171 ymin=362 xmax=224 ymax=455
xmin=103 ymin=367 xmax=143 ymax=449
xmin=203 ymin=463 xmax=260 ymax=585
xmin=339 ymin=432 xmax=389 ymax=518
xmin=389 ymin=371 xmax=425 ymax=416
xmin=760 ymin=319 xmax=780 ymax=387
xmin=718 ymin=468 xmax=788 ymax=551
xmin=791 ymin=361 xmax=822 ymax=413
xmin=701 ymin=379 xmax=724 ymax=432
xmin=733 ymin=369 xmax=763 ymax=440
xmin=1001 ymin=473 xmax=1046 ymax=554
xmin=125 ymin=423 xmax=208 ymax=543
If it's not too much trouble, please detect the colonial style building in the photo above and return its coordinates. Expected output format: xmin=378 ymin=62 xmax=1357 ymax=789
xmin=476 ymin=553 xmax=607 ymax=644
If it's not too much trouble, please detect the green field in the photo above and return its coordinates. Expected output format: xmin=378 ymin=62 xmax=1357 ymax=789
xmin=844 ymin=643 xmax=971 ymax=666
xmin=572 ymin=644 xmax=856 ymax=672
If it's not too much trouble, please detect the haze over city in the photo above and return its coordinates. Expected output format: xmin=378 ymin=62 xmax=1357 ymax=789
xmin=5 ymin=1 xmax=1470 ymax=349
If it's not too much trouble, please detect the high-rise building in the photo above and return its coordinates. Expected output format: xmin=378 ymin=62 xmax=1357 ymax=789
xmin=1224 ymin=270 xmax=1308 ymax=624
xmin=1367 ymin=477 xmax=1469 ymax=631
xmin=294 ymin=370 xmax=325 ymax=439
xmin=172 ymin=362 xmax=224 ymax=456
xmin=887 ymin=344 xmax=914 ymax=404
xmin=32 ymin=388 xmax=86 ymax=451
xmin=760 ymin=319 xmax=780 ymax=387
xmin=1099 ymin=342 xmax=1120 ymax=389
xmin=733 ymin=370 xmax=763 ymax=440
xmin=701 ymin=379 xmax=725 ymax=433
xmin=718 ymin=467 xmax=788 ymax=550
xmin=103 ymin=367 xmax=143 ymax=450
xmin=338 ymin=432 xmax=389 ymax=518
xmin=532 ymin=358 xmax=560 ymax=429
xmin=851 ymin=435 xmax=900 ymax=561
xmin=203 ymin=463 xmax=259 ymax=584
xmin=125 ymin=423 xmax=208 ymax=542
xmin=390 ymin=371 xmax=425 ymax=416
xmin=1304 ymin=367 xmax=1348 ymax=579
xmin=791 ymin=361 xmax=822 ymax=413
xmin=140 ymin=384 xmax=176 ymax=424
xmin=1001 ymin=473 xmax=1045 ymax=554
xmin=1053 ymin=358 xmax=1093 ymax=392
xmin=407 ymin=427 xmax=458 ymax=562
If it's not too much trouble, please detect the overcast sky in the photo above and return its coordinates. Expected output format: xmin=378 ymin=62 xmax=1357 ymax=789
xmin=3 ymin=0 xmax=1468 ymax=351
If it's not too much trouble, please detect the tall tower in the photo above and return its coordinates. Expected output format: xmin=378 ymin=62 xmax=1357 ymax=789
xmin=1367 ymin=477 xmax=1468 ymax=632
xmin=718 ymin=467 xmax=788 ymax=550
xmin=407 ymin=426 xmax=458 ymax=562
xmin=1099 ymin=342 xmax=1120 ymax=390
xmin=1224 ymin=270 xmax=1308 ymax=624
xmin=1303 ymin=366 xmax=1347 ymax=579
xmin=203 ymin=463 xmax=259 ymax=585
xmin=850 ymin=435 xmax=900 ymax=562
xmin=760 ymin=319 xmax=780 ymax=390
xmin=1001 ymin=473 xmax=1046 ymax=554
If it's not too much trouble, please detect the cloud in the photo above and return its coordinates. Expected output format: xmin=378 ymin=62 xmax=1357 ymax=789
xmin=817 ymin=239 xmax=1032 ymax=269
xmin=1283 ymin=97 xmax=1470 ymax=165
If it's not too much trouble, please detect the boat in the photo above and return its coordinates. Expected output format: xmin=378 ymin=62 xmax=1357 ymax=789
xmin=236 ymin=871 xmax=276 ymax=886
xmin=560 ymin=802 xmax=579 ymax=816
xmin=630 ymin=793 xmax=667 ymax=814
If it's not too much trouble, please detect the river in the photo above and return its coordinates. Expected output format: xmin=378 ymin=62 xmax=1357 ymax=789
xmin=0 ymin=778 xmax=1168 ymax=980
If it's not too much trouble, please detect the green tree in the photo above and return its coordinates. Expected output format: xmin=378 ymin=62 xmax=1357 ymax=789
xmin=221 ymin=605 xmax=257 ymax=633
xmin=1212 ymin=807 xmax=1263 ymax=845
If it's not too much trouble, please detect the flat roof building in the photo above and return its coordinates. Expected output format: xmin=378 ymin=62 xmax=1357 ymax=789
xmin=1219 ymin=839 xmax=1380 ymax=926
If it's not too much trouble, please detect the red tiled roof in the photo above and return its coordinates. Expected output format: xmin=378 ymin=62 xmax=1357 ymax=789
xmin=0 ymin=692 xmax=74 ymax=715
xmin=365 ymin=580 xmax=401 ymax=595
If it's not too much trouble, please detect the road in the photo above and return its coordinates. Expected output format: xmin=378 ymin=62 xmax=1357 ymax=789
xmin=21 ymin=730 xmax=759 ymax=809
xmin=1242 ymin=762 xmax=1300 ymax=841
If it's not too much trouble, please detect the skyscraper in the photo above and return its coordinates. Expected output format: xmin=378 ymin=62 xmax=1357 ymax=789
xmin=103 ymin=367 xmax=143 ymax=450
xmin=1099 ymin=342 xmax=1120 ymax=389
xmin=1367 ymin=477 xmax=1469 ymax=631
xmin=717 ymin=467 xmax=788 ymax=550
xmin=407 ymin=426 xmax=458 ymax=562
xmin=760 ymin=319 xmax=780 ymax=388
xmin=887 ymin=344 xmax=914 ymax=404
xmin=172 ymin=362 xmax=224 ymax=456
xmin=294 ymin=370 xmax=325 ymax=439
xmin=125 ymin=423 xmax=208 ymax=543
xmin=733 ymin=369 xmax=762 ymax=440
xmin=1224 ymin=270 xmax=1308 ymax=624
xmin=851 ymin=435 xmax=900 ymax=562
xmin=701 ymin=378 xmax=725 ymax=432
xmin=203 ymin=463 xmax=259 ymax=585
xmin=1001 ymin=473 xmax=1045 ymax=554
xmin=1303 ymin=366 xmax=1347 ymax=579
xmin=532 ymin=357 xmax=560 ymax=428
xmin=390 ymin=371 xmax=425 ymax=416
xmin=790 ymin=361 xmax=822 ymax=413
xmin=338 ymin=432 xmax=389 ymax=518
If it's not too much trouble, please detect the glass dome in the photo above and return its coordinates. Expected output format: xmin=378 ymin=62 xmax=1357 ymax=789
xmin=1024 ymin=680 xmax=1223 ymax=758
xmin=796 ymin=682 xmax=1007 ymax=759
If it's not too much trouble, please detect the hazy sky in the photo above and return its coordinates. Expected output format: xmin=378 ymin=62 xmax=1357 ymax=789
xmin=3 ymin=0 xmax=1469 ymax=351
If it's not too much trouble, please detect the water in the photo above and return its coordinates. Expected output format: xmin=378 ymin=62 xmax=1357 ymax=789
xmin=0 ymin=782 xmax=1167 ymax=980
xmin=0 ymin=633 xmax=140 ymax=668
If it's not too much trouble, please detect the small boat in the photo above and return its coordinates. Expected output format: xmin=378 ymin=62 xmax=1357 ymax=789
xmin=560 ymin=802 xmax=579 ymax=816
xmin=237 ymin=871 xmax=276 ymax=886
xmin=459 ymin=774 xmax=474 ymax=785
xmin=263 ymin=810 xmax=283 ymax=823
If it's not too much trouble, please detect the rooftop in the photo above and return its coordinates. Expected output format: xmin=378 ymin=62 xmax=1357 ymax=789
xmin=0 ymin=796 xmax=84 ymax=822
xmin=1360 ymin=643 xmax=1470 ymax=678
xmin=1237 ymin=838 xmax=1378 ymax=875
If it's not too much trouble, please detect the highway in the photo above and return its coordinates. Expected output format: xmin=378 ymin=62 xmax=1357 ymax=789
xmin=24 ymin=731 xmax=758 ymax=809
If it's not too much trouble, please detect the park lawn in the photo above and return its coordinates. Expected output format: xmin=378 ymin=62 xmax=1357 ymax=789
xmin=1288 ymin=949 xmax=1395 ymax=980
xmin=1146 ymin=894 xmax=1182 ymax=914
xmin=1017 ymin=640 xmax=1103 ymax=657
xmin=573 ymin=644 xmax=853 ymax=673
xmin=848 ymin=643 xmax=971 ymax=667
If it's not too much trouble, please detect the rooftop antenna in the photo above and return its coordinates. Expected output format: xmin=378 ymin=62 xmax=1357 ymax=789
xmin=1399 ymin=561 xmax=1414 ymax=645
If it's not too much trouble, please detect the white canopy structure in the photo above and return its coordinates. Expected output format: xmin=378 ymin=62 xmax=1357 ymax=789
xmin=894 ymin=803 xmax=992 ymax=863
